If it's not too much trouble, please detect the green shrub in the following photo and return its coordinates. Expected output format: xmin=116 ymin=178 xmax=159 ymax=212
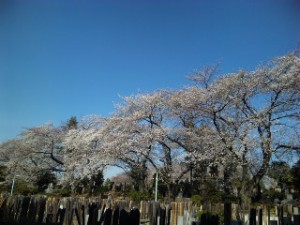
xmin=191 ymin=194 xmax=202 ymax=205
xmin=13 ymin=180 xmax=38 ymax=195
xmin=53 ymin=187 xmax=71 ymax=197
xmin=129 ymin=191 xmax=151 ymax=202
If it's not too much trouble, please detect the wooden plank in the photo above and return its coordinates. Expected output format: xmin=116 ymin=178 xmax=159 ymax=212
xmin=159 ymin=207 xmax=166 ymax=225
xmin=103 ymin=208 xmax=112 ymax=225
xmin=129 ymin=208 xmax=140 ymax=225
xmin=112 ymin=206 xmax=120 ymax=225
xmin=119 ymin=208 xmax=130 ymax=225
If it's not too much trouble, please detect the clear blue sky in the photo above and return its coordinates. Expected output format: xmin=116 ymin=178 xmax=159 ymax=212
xmin=1 ymin=0 xmax=300 ymax=143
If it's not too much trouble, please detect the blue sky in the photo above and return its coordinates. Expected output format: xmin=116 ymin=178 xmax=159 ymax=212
xmin=0 ymin=1 xmax=300 ymax=143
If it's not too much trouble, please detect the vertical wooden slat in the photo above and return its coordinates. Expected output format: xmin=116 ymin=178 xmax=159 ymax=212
xmin=159 ymin=207 xmax=166 ymax=225
xmin=112 ymin=206 xmax=120 ymax=225
xmin=250 ymin=208 xmax=257 ymax=225
xmin=258 ymin=208 xmax=263 ymax=225
xmin=129 ymin=208 xmax=140 ymax=225
xmin=103 ymin=208 xmax=112 ymax=225
xmin=294 ymin=215 xmax=300 ymax=225
xmin=119 ymin=208 xmax=129 ymax=225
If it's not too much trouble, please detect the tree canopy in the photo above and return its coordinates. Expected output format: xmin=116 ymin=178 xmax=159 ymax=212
xmin=0 ymin=53 xmax=299 ymax=202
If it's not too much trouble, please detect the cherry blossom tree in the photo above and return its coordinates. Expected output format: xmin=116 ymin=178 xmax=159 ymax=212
xmin=104 ymin=92 xmax=190 ymax=196
xmin=0 ymin=116 xmax=112 ymax=190
xmin=0 ymin=123 xmax=64 ymax=185
xmin=169 ymin=53 xmax=300 ymax=206
xmin=62 ymin=115 xmax=113 ymax=189
xmin=99 ymin=115 xmax=151 ymax=191
xmin=0 ymin=53 xmax=298 ymax=202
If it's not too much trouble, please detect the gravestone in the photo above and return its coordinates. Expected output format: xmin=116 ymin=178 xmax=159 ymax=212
xmin=45 ymin=183 xmax=54 ymax=194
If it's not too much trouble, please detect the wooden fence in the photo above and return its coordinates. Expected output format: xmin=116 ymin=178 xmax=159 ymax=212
xmin=1 ymin=194 xmax=299 ymax=225
xmin=0 ymin=194 xmax=196 ymax=225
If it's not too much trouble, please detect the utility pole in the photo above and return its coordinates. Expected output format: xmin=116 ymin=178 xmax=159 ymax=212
xmin=10 ymin=174 xmax=16 ymax=196
xmin=155 ymin=172 xmax=158 ymax=201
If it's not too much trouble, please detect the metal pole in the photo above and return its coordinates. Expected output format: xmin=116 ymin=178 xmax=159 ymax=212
xmin=10 ymin=174 xmax=16 ymax=196
xmin=155 ymin=172 xmax=158 ymax=201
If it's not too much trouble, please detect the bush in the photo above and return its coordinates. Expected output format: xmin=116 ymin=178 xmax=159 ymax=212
xmin=13 ymin=180 xmax=38 ymax=195
xmin=35 ymin=170 xmax=57 ymax=192
xmin=129 ymin=191 xmax=152 ymax=202
xmin=191 ymin=194 xmax=202 ymax=205
xmin=52 ymin=186 xmax=71 ymax=197
xmin=262 ymin=189 xmax=285 ymax=203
